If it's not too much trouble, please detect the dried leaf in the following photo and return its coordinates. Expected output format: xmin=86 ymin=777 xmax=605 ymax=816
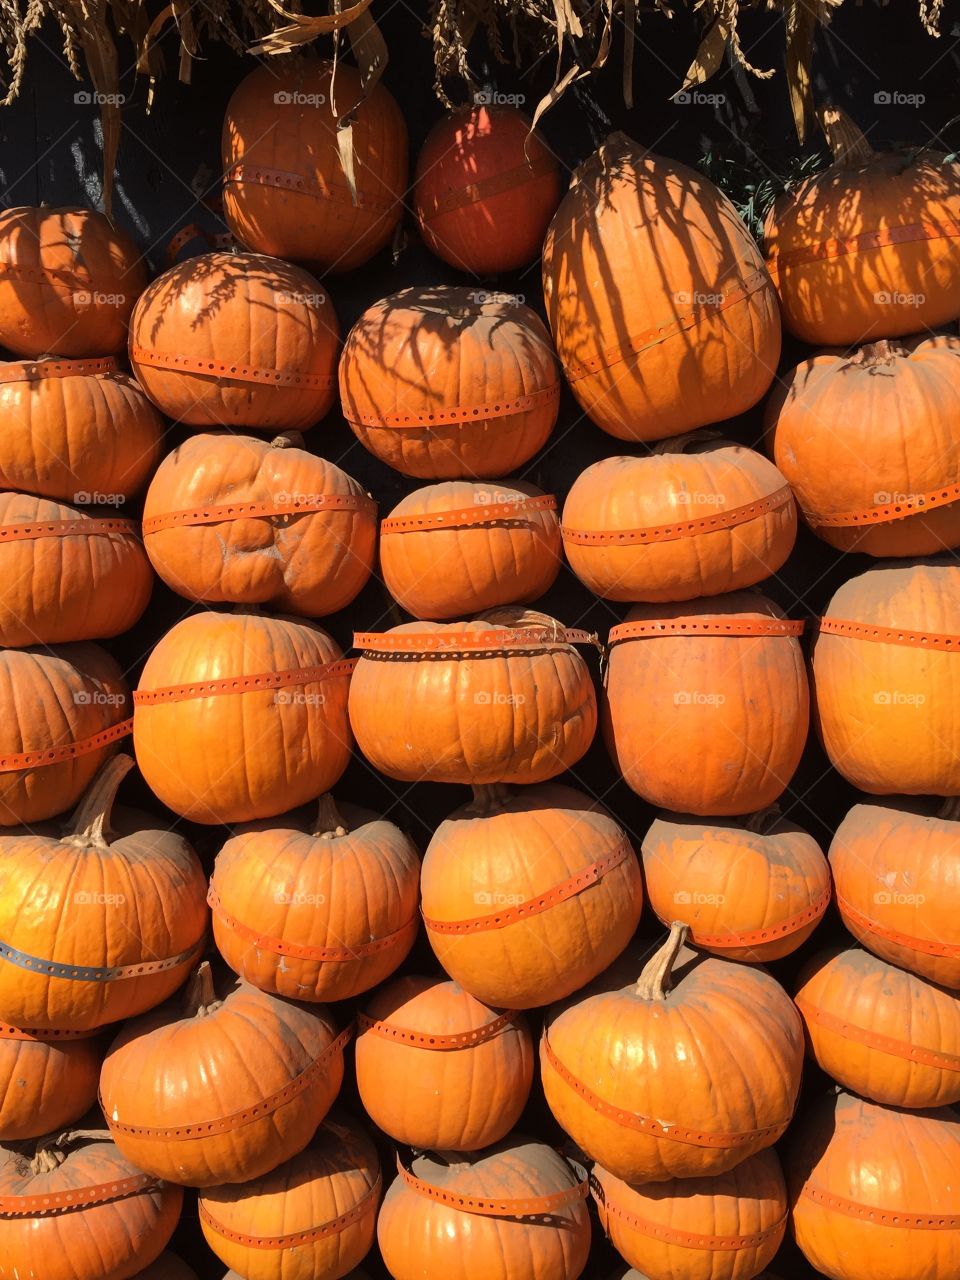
xmin=784 ymin=0 xmax=818 ymax=142
xmin=678 ymin=13 xmax=729 ymax=91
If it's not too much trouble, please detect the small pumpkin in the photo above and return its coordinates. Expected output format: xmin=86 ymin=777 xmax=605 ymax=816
xmin=142 ymin=432 xmax=376 ymax=616
xmin=379 ymin=479 xmax=561 ymax=620
xmin=134 ymin=609 xmax=352 ymax=824
xmin=210 ymin=795 xmax=420 ymax=1003
xmin=541 ymin=923 xmax=804 ymax=1183
xmin=339 ymin=286 xmax=559 ymax=479
xmin=0 ymin=755 xmax=207 ymax=1031
xmin=129 ymin=252 xmax=338 ymax=431
xmin=0 ymin=206 xmax=145 ymax=358
xmin=132 ymin=1255 xmax=198 ymax=1280
xmin=355 ymin=974 xmax=533 ymax=1151
xmin=421 ymin=782 xmax=642 ymax=1008
xmin=413 ymin=103 xmax=562 ymax=274
xmin=0 ymin=1024 xmax=101 ymax=1140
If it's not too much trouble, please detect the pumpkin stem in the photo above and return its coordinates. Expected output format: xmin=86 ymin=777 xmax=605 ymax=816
xmin=651 ymin=429 xmax=724 ymax=456
xmin=938 ymin=797 xmax=960 ymax=821
xmin=63 ymin=754 xmax=133 ymax=846
xmin=314 ymin=793 xmax=350 ymax=838
xmin=31 ymin=1128 xmax=111 ymax=1174
xmin=817 ymin=106 xmax=875 ymax=167
xmin=183 ymin=961 xmax=222 ymax=1018
xmin=850 ymin=339 xmax=910 ymax=368
xmin=745 ymin=803 xmax=781 ymax=834
xmin=635 ymin=922 xmax=689 ymax=1000
xmin=271 ymin=431 xmax=305 ymax=450
xmin=465 ymin=783 xmax=515 ymax=816
xmin=570 ymin=131 xmax=636 ymax=187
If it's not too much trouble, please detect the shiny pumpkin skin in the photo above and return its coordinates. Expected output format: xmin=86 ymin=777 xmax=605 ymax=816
xmin=0 ymin=1026 xmax=102 ymax=1139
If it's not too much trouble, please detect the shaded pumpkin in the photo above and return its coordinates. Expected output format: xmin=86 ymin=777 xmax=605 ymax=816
xmin=603 ymin=593 xmax=809 ymax=815
xmin=355 ymin=974 xmax=533 ymax=1151
xmin=133 ymin=1255 xmax=198 ymax=1280
xmin=210 ymin=795 xmax=420 ymax=1003
xmin=421 ymin=782 xmax=642 ymax=1008
xmin=339 ymin=286 xmax=559 ymax=479
xmin=0 ymin=206 xmax=145 ymax=358
xmin=377 ymin=1137 xmax=591 ymax=1280
xmin=142 ymin=432 xmax=376 ymax=615
xmin=542 ymin=131 xmax=780 ymax=442
xmin=766 ymin=335 xmax=960 ymax=557
xmin=379 ymin=479 xmax=561 ymax=620
xmin=0 ymin=755 xmax=207 ymax=1031
xmin=134 ymin=609 xmax=352 ymax=824
xmin=0 ymin=1023 xmax=101 ymax=1140
xmin=641 ymin=807 xmax=830 ymax=962
xmin=541 ymin=923 xmax=804 ymax=1183
xmin=129 ymin=252 xmax=338 ymax=431
xmin=413 ymin=103 xmax=561 ymax=274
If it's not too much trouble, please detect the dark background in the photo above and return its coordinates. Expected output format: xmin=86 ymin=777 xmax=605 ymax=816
xmin=4 ymin=2 xmax=959 ymax=1275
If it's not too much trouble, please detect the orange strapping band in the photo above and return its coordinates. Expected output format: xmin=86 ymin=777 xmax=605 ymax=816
xmin=0 ymin=717 xmax=132 ymax=773
xmin=0 ymin=1172 xmax=161 ymax=1216
xmin=593 ymin=1179 xmax=787 ymax=1250
xmin=609 ymin=617 xmax=804 ymax=644
xmin=818 ymin=618 xmax=960 ymax=650
xmin=355 ymin=627 xmax=597 ymax=654
xmin=806 ymin=481 xmax=960 ymax=529
xmin=345 ymin=381 xmax=559 ymax=429
xmin=796 ymin=999 xmax=960 ymax=1072
xmin=0 ymin=518 xmax=138 ymax=543
xmin=680 ymin=886 xmax=830 ymax=949
xmin=164 ymin=224 xmax=235 ymax=264
xmin=142 ymin=494 xmax=376 ymax=535
xmin=381 ymin=495 xmax=557 ymax=534
xmin=419 ymin=155 xmax=558 ymax=219
xmin=799 ymin=1183 xmax=960 ymax=1229
xmin=562 ymin=486 xmax=793 ymax=546
xmin=133 ymin=659 xmax=355 ymax=706
xmin=423 ymin=838 xmax=632 ymax=935
xmin=199 ymin=1173 xmax=382 ymax=1248
xmin=129 ymin=346 xmax=335 ymax=391
xmin=0 ymin=1023 xmax=101 ymax=1041
xmin=395 ymin=1152 xmax=587 ymax=1217
xmin=356 ymin=1008 xmax=522 ymax=1050
xmin=0 ymin=357 xmax=119 ymax=385
xmin=224 ymin=162 xmax=396 ymax=213
xmin=766 ymin=219 xmax=960 ymax=272
xmin=836 ymin=893 xmax=960 ymax=959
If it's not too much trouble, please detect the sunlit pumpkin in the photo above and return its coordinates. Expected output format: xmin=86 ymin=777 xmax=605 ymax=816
xmin=0 ymin=1023 xmax=101 ymax=1140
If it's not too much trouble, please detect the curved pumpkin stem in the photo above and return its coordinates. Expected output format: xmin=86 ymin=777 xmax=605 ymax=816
xmin=31 ymin=1128 xmax=112 ymax=1174
xmin=314 ymin=793 xmax=350 ymax=838
xmin=651 ymin=429 xmax=724 ymax=456
xmin=465 ymin=783 xmax=514 ymax=817
xmin=271 ymin=431 xmax=305 ymax=451
xmin=183 ymin=961 xmax=222 ymax=1019
xmin=63 ymin=754 xmax=134 ymax=847
xmin=849 ymin=339 xmax=910 ymax=369
xmin=938 ymin=797 xmax=960 ymax=822
xmin=817 ymin=106 xmax=875 ymax=167
xmin=635 ymin=922 xmax=689 ymax=1000
xmin=745 ymin=803 xmax=782 ymax=835
xmin=570 ymin=130 xmax=636 ymax=188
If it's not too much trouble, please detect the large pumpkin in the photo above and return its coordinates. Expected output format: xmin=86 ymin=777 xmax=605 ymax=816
xmin=379 ymin=480 xmax=561 ymax=620
xmin=541 ymin=923 xmax=804 ymax=1183
xmin=812 ymin=559 xmax=960 ymax=794
xmin=413 ymin=103 xmax=561 ymax=274
xmin=210 ymin=795 xmax=420 ymax=1002
xmin=0 ymin=755 xmax=207 ymax=1031
xmin=199 ymin=1112 xmax=380 ymax=1280
xmin=142 ymin=432 xmax=376 ymax=615
xmin=222 ymin=60 xmax=407 ymax=273
xmin=603 ymin=593 xmax=809 ymax=815
xmin=339 ymin=287 xmax=559 ymax=479
xmin=795 ymin=944 xmax=960 ymax=1110
xmin=0 ymin=206 xmax=145 ymax=358
xmin=592 ymin=1150 xmax=787 ymax=1280
xmin=129 ymin=252 xmax=338 ymax=431
xmin=101 ymin=962 xmax=348 ymax=1187
xmin=349 ymin=611 xmax=597 ymax=785
xmin=766 ymin=107 xmax=960 ymax=345
xmin=421 ymin=782 xmax=642 ymax=1008
xmin=0 ymin=490 xmax=151 ymax=646
xmin=766 ymin=335 xmax=960 ymax=557
xmin=561 ymin=435 xmax=796 ymax=602
xmin=0 ymin=642 xmax=129 ymax=826
xmin=377 ymin=1137 xmax=591 ymax=1280
xmin=830 ymin=798 xmax=960 ymax=988
xmin=641 ymin=808 xmax=830 ymax=962
xmin=788 ymin=1090 xmax=960 ymax=1280
xmin=542 ymin=131 xmax=780 ymax=442
xmin=0 ymin=1023 xmax=101 ymax=1139
xmin=0 ymin=357 xmax=163 ymax=502
xmin=134 ymin=609 xmax=352 ymax=824
xmin=0 ymin=1128 xmax=182 ymax=1280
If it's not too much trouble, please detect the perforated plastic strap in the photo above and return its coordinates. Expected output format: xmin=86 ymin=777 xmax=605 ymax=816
xmin=609 ymin=617 xmax=804 ymax=644
xmin=0 ymin=716 xmax=132 ymax=773
xmin=345 ymin=381 xmax=559 ymax=429
xmin=0 ymin=518 xmax=138 ymax=543
xmin=0 ymin=1023 xmax=101 ymax=1041
xmin=395 ymin=1152 xmax=587 ymax=1217
xmin=142 ymin=493 xmax=376 ymax=535
xmin=355 ymin=627 xmax=597 ymax=654
xmin=356 ymin=1008 xmax=522 ymax=1050
xmin=817 ymin=617 xmax=960 ymax=651
xmin=133 ymin=659 xmax=355 ymax=706
xmin=0 ymin=357 xmax=119 ymax=385
xmin=799 ymin=1183 xmax=960 ymax=1229
xmin=682 ymin=887 xmax=830 ymax=949
xmin=164 ymin=224 xmax=236 ymax=264
xmin=423 ymin=839 xmax=632 ymax=935
xmin=0 ymin=1172 xmax=162 ymax=1216
xmin=835 ymin=894 xmax=960 ymax=959
xmin=796 ymin=999 xmax=960 ymax=1072
xmin=381 ymin=495 xmax=557 ymax=534
xmin=806 ymin=481 xmax=960 ymax=529
xmin=561 ymin=486 xmax=793 ymax=546
xmin=419 ymin=155 xmax=559 ymax=219
xmin=0 ymin=934 xmax=205 ymax=983
xmin=766 ymin=219 xmax=960 ymax=272
xmin=129 ymin=346 xmax=335 ymax=391
xmin=224 ymin=162 xmax=396 ymax=213
xmin=199 ymin=1172 xmax=382 ymax=1248
xmin=592 ymin=1179 xmax=787 ymax=1250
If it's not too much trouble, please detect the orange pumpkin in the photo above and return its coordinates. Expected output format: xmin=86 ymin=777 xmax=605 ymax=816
xmin=788 ymin=1090 xmax=960 ymax=1280
xmin=0 ymin=642 xmax=129 ymax=827
xmin=210 ymin=795 xmax=419 ymax=1002
xmin=413 ymin=103 xmax=561 ymax=274
xmin=0 ymin=490 xmax=151 ymax=646
xmin=132 ymin=1255 xmax=197 ymax=1280
xmin=349 ymin=611 xmax=597 ymax=785
xmin=355 ymin=975 xmax=533 ymax=1150
xmin=0 ymin=755 xmax=207 ymax=1031
xmin=561 ymin=435 xmax=796 ymax=602
xmin=766 ymin=107 xmax=960 ymax=345
xmin=795 ymin=944 xmax=960 ymax=1110
xmin=134 ymin=609 xmax=352 ymax=824
xmin=592 ymin=1149 xmax=787 ymax=1280
xmin=603 ymin=593 xmax=809 ymax=815
xmin=379 ymin=479 xmax=561 ymax=620
xmin=641 ymin=808 xmax=830 ymax=962
xmin=0 ymin=356 xmax=163 ymax=502
xmin=129 ymin=252 xmax=338 ymax=431
xmin=542 ymin=132 xmax=780 ymax=442
xmin=812 ymin=559 xmax=960 ymax=794
xmin=199 ymin=1112 xmax=380 ymax=1280
xmin=830 ymin=798 xmax=960 ymax=988
xmin=0 ymin=1127 xmax=182 ymax=1280
xmin=222 ymin=60 xmax=407 ymax=273
xmin=0 ymin=1023 xmax=101 ymax=1140
xmin=339 ymin=287 xmax=559 ymax=479
xmin=541 ymin=923 xmax=804 ymax=1183
xmin=421 ymin=782 xmax=642 ymax=1008
xmin=142 ymin=432 xmax=376 ymax=615
xmin=766 ymin=335 xmax=960 ymax=557
xmin=101 ymin=962 xmax=347 ymax=1186
xmin=377 ymin=1137 xmax=591 ymax=1280
xmin=0 ymin=206 xmax=145 ymax=358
